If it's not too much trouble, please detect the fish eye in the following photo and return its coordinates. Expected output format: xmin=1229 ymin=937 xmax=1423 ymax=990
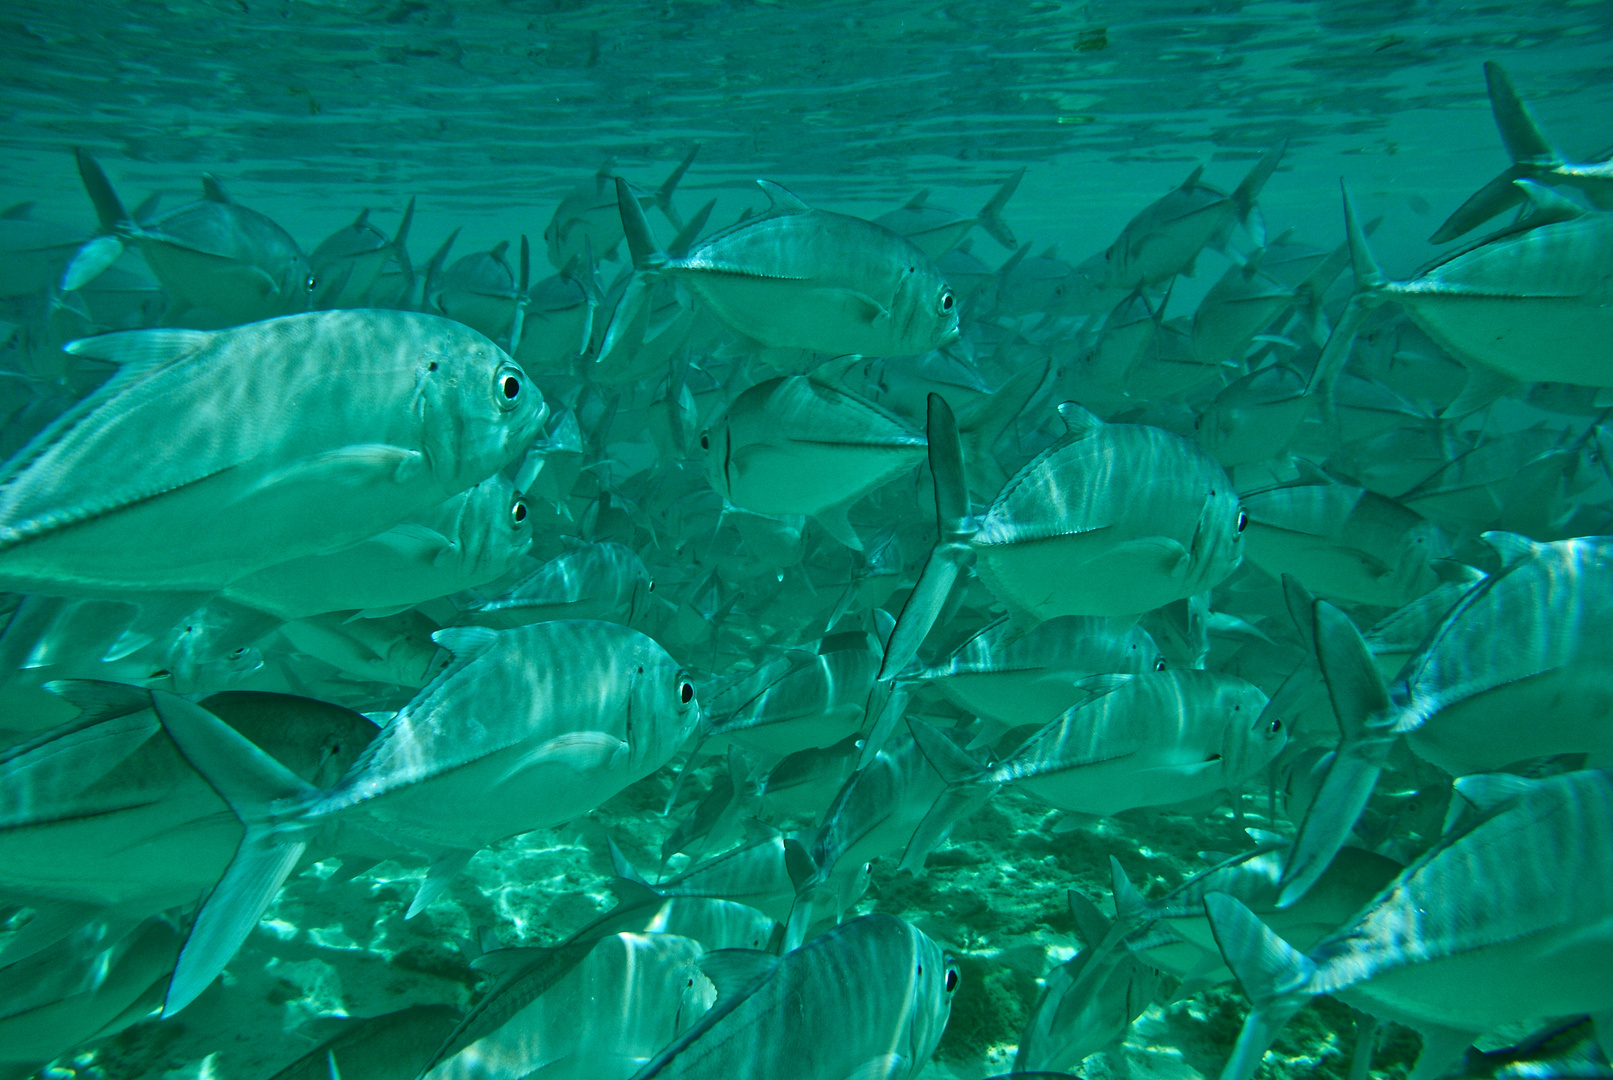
xmin=493 ymin=365 xmax=524 ymax=410
xmin=1236 ymin=509 xmax=1248 ymax=533
xmin=700 ymin=433 xmax=710 ymax=451
xmin=510 ymin=497 xmax=529 ymax=526
xmin=304 ymin=274 xmax=316 ymax=292
xmin=679 ymin=680 xmax=695 ymax=705
xmin=1269 ymin=718 xmax=1283 ymax=735
xmin=1154 ymin=658 xmax=1166 ymax=672
xmin=944 ymin=965 xmax=959 ymax=993
xmin=648 ymin=579 xmax=656 ymax=592
xmin=939 ymin=290 xmax=955 ymax=313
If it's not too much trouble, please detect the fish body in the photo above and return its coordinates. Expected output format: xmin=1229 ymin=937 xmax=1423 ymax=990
xmin=976 ymin=670 xmax=1279 ymax=816
xmin=632 ymin=914 xmax=956 ymax=1080
xmin=65 ymin=150 xmax=311 ymax=325
xmin=971 ymin=404 xmax=1245 ymax=621
xmin=620 ymin=179 xmax=959 ymax=357
xmin=428 ymin=932 xmax=714 ymax=1080
xmin=309 ymin=200 xmax=415 ymax=309
xmin=703 ymin=375 xmax=926 ymax=549
xmin=1209 ymin=769 xmax=1613 ymax=1080
xmin=150 ymin=619 xmax=699 ymax=1015
xmin=460 ymin=541 xmax=651 ymax=628
xmin=1240 ymin=468 xmax=1450 ymax=608
xmin=225 ymin=474 xmax=532 ymax=620
xmin=0 ymin=687 xmax=375 ymax=916
xmin=0 ymin=311 xmax=544 ymax=596
xmin=431 ymin=241 xmax=522 ymax=342
xmin=546 ymin=148 xmax=696 ymax=271
xmin=703 ymin=631 xmax=881 ymax=759
xmin=873 ymin=170 xmax=1023 ymax=259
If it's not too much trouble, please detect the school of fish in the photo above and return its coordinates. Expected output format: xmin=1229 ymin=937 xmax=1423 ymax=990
xmin=2 ymin=58 xmax=1612 ymax=1080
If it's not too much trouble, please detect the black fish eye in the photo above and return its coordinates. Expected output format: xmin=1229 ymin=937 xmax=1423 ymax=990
xmin=1154 ymin=658 xmax=1166 ymax=672
xmin=1236 ymin=509 xmax=1248 ymax=533
xmin=502 ymin=375 xmax=521 ymax=400
xmin=700 ymin=433 xmax=710 ymax=451
xmin=940 ymin=290 xmax=954 ymax=312
xmin=510 ymin=498 xmax=528 ymax=526
xmin=1269 ymin=718 xmax=1283 ymax=734
xmin=680 ymin=681 xmax=694 ymax=704
xmin=945 ymin=967 xmax=959 ymax=993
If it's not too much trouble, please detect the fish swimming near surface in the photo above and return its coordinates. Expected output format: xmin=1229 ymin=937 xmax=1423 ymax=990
xmin=0 ymin=310 xmax=546 ymax=596
xmin=308 ymin=199 xmax=415 ymax=310
xmin=63 ymin=150 xmax=313 ymax=326
xmin=618 ymin=177 xmax=960 ymax=358
xmin=874 ymin=169 xmax=1024 ymax=259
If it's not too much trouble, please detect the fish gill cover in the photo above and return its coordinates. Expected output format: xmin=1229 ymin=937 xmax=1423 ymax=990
xmin=2 ymin=2 xmax=1613 ymax=1079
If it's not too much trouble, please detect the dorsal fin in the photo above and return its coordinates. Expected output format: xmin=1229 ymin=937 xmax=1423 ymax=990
xmin=1480 ymin=530 xmax=1541 ymax=568
xmin=489 ymin=239 xmax=510 ymax=262
xmin=699 ymin=948 xmax=779 ymax=1000
xmin=903 ymin=188 xmax=931 ymax=210
xmin=0 ymin=201 xmax=33 ymax=220
xmin=352 ymin=208 xmax=371 ymax=228
xmin=756 ymin=180 xmax=811 ymax=215
xmin=201 ymin=174 xmax=230 ymax=203
xmin=66 ymin=328 xmax=216 ymax=367
xmin=1056 ymin=401 xmax=1103 ymax=437
xmin=1180 ymin=164 xmax=1206 ymax=191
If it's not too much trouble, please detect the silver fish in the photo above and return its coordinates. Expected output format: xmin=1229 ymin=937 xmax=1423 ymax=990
xmin=0 ymin=311 xmax=545 ymax=596
xmin=619 ymin=178 xmax=960 ymax=358
xmin=148 ymin=619 xmax=701 ymax=1016
xmin=63 ymin=151 xmax=312 ymax=326
xmin=1209 ymin=768 xmax=1613 ymax=1080
xmin=874 ymin=170 xmax=1023 ymax=260
xmin=631 ymin=913 xmax=957 ymax=1080
xmin=309 ymin=199 xmax=415 ymax=310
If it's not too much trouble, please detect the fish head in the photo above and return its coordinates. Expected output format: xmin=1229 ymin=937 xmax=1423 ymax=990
xmin=1221 ymin=678 xmax=1285 ymax=779
xmin=698 ymin=412 xmax=735 ymax=501
xmin=891 ymin=256 xmax=962 ymax=351
xmin=417 ymin=319 xmax=550 ymax=490
xmin=456 ymin=472 xmax=535 ymax=580
xmin=275 ymin=248 xmax=316 ymax=314
xmin=904 ymin=926 xmax=961 ymax=1067
xmin=624 ymin=634 xmax=703 ymax=771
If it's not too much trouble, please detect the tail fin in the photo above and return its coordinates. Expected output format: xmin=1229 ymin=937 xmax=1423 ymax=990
xmin=1485 ymin=61 xmax=1559 ymax=167
xmin=1231 ymin=141 xmax=1288 ymax=227
xmin=957 ymin=352 xmax=1051 ymax=497
xmin=654 ymin=144 xmax=700 ymax=230
xmin=62 ymin=150 xmax=132 ymax=291
xmin=877 ymin=393 xmax=973 ymax=680
xmin=616 ymin=177 xmax=668 ymax=272
xmin=976 ymin=168 xmax=1025 ymax=249
xmin=1276 ymin=601 xmax=1395 ymax=907
xmin=420 ymin=227 xmax=461 ymax=312
xmin=149 ymin=691 xmax=318 ymax=1016
xmin=507 ymin=234 xmax=531 ymax=356
xmin=1204 ymin=892 xmax=1316 ymax=1080
xmin=390 ymin=196 xmax=417 ymax=287
xmin=74 ymin=148 xmax=130 ymax=233
xmin=668 ymin=198 xmax=716 ymax=259
xmin=1429 ymin=63 xmax=1562 ymax=242
xmin=1305 ymin=180 xmax=1388 ymax=398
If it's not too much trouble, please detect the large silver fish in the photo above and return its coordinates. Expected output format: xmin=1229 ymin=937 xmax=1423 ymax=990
xmin=0 ymin=310 xmax=546 ymax=596
xmin=63 ymin=150 xmax=312 ymax=326
xmin=1280 ymin=535 xmax=1613 ymax=905
xmin=618 ymin=178 xmax=960 ymax=358
xmin=880 ymin=397 xmax=1245 ymax=678
xmin=148 ymin=619 xmax=701 ymax=1016
xmin=1209 ymin=768 xmax=1613 ymax=1080
xmin=631 ymin=914 xmax=957 ymax=1080
xmin=457 ymin=541 xmax=652 ymax=628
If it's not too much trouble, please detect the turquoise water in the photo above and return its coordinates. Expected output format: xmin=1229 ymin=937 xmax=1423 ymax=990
xmin=3 ymin=2 xmax=1613 ymax=1079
